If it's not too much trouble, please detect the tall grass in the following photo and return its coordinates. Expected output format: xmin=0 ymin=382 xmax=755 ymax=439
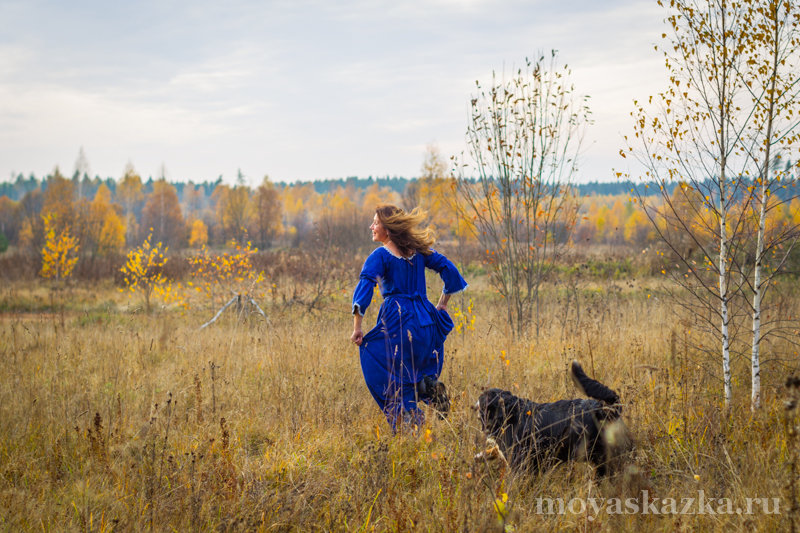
xmin=0 ymin=273 xmax=796 ymax=531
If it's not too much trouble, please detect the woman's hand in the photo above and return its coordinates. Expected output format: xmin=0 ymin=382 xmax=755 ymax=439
xmin=436 ymin=292 xmax=451 ymax=311
xmin=352 ymin=313 xmax=364 ymax=346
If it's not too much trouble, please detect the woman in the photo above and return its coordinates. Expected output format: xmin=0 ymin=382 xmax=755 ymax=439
xmin=351 ymin=204 xmax=467 ymax=431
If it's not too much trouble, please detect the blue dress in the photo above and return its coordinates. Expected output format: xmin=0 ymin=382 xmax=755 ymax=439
xmin=352 ymin=246 xmax=467 ymax=428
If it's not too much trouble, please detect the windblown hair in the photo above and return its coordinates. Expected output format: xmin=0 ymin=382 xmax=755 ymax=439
xmin=376 ymin=204 xmax=435 ymax=257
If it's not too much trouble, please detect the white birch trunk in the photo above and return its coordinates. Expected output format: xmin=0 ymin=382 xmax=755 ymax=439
xmin=750 ymin=4 xmax=779 ymax=411
xmin=751 ymin=186 xmax=765 ymax=411
xmin=720 ymin=200 xmax=732 ymax=410
xmin=718 ymin=4 xmax=733 ymax=412
xmin=751 ymin=110 xmax=773 ymax=412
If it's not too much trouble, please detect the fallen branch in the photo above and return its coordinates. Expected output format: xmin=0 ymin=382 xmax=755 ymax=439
xmin=199 ymin=294 xmax=270 ymax=330
xmin=248 ymin=297 xmax=270 ymax=324
xmin=199 ymin=296 xmax=238 ymax=330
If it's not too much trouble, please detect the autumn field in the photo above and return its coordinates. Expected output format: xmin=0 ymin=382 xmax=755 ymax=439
xmin=0 ymin=248 xmax=798 ymax=533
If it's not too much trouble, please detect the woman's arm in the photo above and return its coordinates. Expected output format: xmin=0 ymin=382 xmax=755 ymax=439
xmin=351 ymin=313 xmax=364 ymax=346
xmin=351 ymin=249 xmax=383 ymax=347
xmin=424 ymin=250 xmax=468 ymax=301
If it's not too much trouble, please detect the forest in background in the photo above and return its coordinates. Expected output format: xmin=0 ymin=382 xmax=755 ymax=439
xmin=3 ymin=160 xmax=799 ymax=268
xmin=0 ymin=170 xmax=644 ymax=203
xmin=0 ymin=160 xmax=657 ymax=257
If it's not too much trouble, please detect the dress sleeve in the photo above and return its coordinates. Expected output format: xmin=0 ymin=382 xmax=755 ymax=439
xmin=352 ymin=249 xmax=384 ymax=316
xmin=424 ymin=249 xmax=468 ymax=295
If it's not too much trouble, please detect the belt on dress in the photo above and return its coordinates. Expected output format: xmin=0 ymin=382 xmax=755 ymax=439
xmin=382 ymin=291 xmax=434 ymax=327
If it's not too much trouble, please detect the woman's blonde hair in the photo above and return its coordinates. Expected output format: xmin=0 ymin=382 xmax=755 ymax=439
xmin=375 ymin=204 xmax=435 ymax=257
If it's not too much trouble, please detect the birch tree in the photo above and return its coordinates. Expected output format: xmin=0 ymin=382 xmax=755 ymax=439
xmin=623 ymin=0 xmax=754 ymax=410
xmin=739 ymin=0 xmax=800 ymax=410
xmin=454 ymin=52 xmax=588 ymax=337
xmin=40 ymin=213 xmax=79 ymax=282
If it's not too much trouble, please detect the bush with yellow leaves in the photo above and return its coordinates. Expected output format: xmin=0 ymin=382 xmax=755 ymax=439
xmin=40 ymin=214 xmax=79 ymax=282
xmin=186 ymin=241 xmax=267 ymax=313
xmin=120 ymin=232 xmax=174 ymax=312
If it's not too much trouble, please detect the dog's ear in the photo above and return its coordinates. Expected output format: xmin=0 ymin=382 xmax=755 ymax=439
xmin=489 ymin=392 xmax=519 ymax=427
xmin=502 ymin=394 xmax=520 ymax=425
xmin=481 ymin=392 xmax=504 ymax=429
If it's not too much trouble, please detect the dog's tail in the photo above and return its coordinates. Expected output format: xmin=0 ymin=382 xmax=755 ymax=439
xmin=572 ymin=361 xmax=631 ymax=472
xmin=571 ymin=361 xmax=620 ymax=414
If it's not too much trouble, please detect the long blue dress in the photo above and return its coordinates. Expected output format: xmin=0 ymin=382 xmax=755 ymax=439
xmin=352 ymin=245 xmax=467 ymax=428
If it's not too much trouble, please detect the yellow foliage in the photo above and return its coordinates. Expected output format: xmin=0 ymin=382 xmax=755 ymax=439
xmin=89 ymin=185 xmax=126 ymax=255
xmin=361 ymin=183 xmax=384 ymax=214
xmin=252 ymin=176 xmax=283 ymax=246
xmin=324 ymin=187 xmax=358 ymax=218
xmin=214 ymin=185 xmax=251 ymax=243
xmin=189 ymin=219 xmax=209 ymax=248
xmin=624 ymin=209 xmax=649 ymax=244
xmin=186 ymin=241 xmax=267 ymax=308
xmin=282 ymin=183 xmax=322 ymax=220
xmin=451 ymin=298 xmax=476 ymax=334
xmin=416 ymin=177 xmax=461 ymax=240
xmin=40 ymin=214 xmax=79 ymax=281
xmin=98 ymin=210 xmax=126 ymax=254
xmin=120 ymin=233 xmax=171 ymax=312
xmin=790 ymin=198 xmax=800 ymax=227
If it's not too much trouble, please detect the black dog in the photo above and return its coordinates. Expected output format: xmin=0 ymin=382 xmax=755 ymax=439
xmin=476 ymin=361 xmax=628 ymax=477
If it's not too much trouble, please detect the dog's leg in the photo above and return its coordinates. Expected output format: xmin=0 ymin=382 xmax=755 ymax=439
xmin=474 ymin=437 xmax=509 ymax=499
xmin=474 ymin=437 xmax=509 ymax=466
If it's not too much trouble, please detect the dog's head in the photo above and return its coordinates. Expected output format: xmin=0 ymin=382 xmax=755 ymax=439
xmin=476 ymin=388 xmax=521 ymax=437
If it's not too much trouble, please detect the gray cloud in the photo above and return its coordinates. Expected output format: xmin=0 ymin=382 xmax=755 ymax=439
xmin=1 ymin=0 xmax=667 ymax=183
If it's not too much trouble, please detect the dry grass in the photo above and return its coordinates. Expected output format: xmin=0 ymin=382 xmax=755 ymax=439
xmin=0 ymin=274 xmax=797 ymax=532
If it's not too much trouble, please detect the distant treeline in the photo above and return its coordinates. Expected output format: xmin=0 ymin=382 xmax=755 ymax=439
xmin=0 ymin=173 xmax=223 ymax=203
xmin=1 ymin=172 xmax=657 ymax=203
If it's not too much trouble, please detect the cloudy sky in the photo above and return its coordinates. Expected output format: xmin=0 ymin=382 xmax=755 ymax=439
xmin=0 ymin=0 xmax=668 ymax=185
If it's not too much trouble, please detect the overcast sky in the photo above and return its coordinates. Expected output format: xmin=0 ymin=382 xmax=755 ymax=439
xmin=0 ymin=0 xmax=668 ymax=186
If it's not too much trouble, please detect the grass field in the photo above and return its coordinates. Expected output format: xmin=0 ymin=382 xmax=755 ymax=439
xmin=0 ymin=266 xmax=798 ymax=532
